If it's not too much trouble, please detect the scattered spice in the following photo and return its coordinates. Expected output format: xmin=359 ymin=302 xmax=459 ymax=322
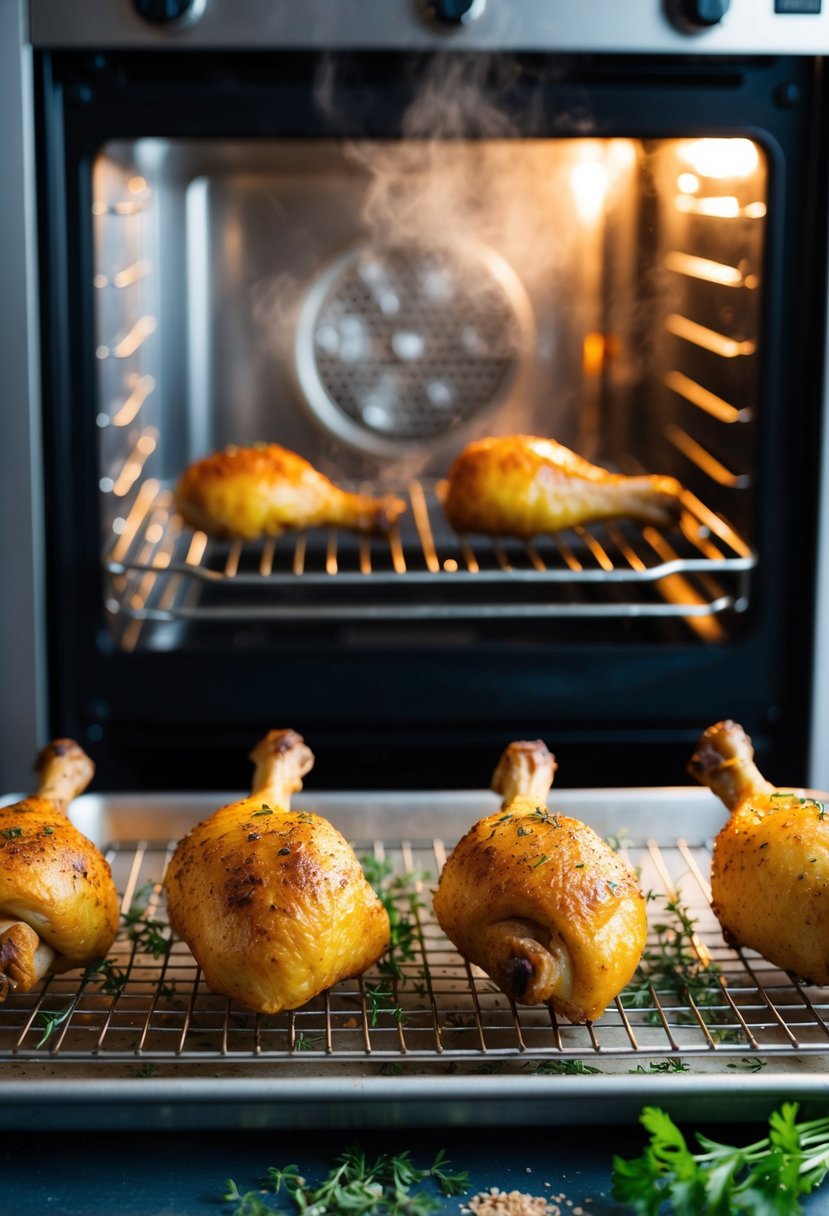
xmin=464 ymin=1187 xmax=561 ymax=1214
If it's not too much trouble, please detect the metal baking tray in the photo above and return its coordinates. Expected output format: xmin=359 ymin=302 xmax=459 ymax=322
xmin=2 ymin=787 xmax=828 ymax=1129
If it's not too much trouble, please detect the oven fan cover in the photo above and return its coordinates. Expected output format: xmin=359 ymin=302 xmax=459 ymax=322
xmin=295 ymin=241 xmax=533 ymax=456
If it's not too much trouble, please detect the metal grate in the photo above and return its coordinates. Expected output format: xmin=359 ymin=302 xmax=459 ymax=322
xmin=103 ymin=478 xmax=755 ymax=641
xmin=3 ymin=834 xmax=828 ymax=1067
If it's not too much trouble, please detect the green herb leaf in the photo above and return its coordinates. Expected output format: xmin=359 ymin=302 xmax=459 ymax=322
xmin=1 ymin=826 xmax=23 ymax=839
xmin=613 ymin=1102 xmax=829 ymax=1216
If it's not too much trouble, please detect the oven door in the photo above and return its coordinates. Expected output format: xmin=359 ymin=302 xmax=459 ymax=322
xmin=11 ymin=25 xmax=826 ymax=791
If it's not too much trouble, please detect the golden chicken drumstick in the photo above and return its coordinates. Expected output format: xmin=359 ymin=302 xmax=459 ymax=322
xmin=442 ymin=434 xmax=683 ymax=537
xmin=0 ymin=740 xmax=119 ymax=1001
xmin=689 ymin=720 xmax=829 ymax=984
xmin=175 ymin=443 xmax=406 ymax=541
xmin=165 ymin=730 xmax=390 ymax=1014
xmin=433 ymin=740 xmax=647 ymax=1023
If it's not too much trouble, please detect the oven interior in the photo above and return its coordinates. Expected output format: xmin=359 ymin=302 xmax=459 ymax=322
xmin=95 ymin=134 xmax=764 ymax=652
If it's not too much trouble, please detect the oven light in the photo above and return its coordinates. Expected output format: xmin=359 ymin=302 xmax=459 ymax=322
xmin=677 ymin=138 xmax=760 ymax=179
xmin=677 ymin=173 xmax=700 ymax=194
xmin=570 ymin=161 xmax=609 ymax=225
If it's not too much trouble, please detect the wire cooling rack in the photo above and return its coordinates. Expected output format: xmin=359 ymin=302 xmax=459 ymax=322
xmin=2 ymin=832 xmax=829 ymax=1067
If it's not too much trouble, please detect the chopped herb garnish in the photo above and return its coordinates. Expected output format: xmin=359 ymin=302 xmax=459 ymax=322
xmin=41 ymin=826 xmax=54 ymax=836
xmin=292 ymin=1031 xmax=323 ymax=1052
xmin=35 ymin=1005 xmax=74 ymax=1048
xmin=607 ymin=880 xmax=619 ymax=893
xmin=517 ymin=826 xmax=533 ymax=837
xmin=727 ymin=1056 xmax=768 ymax=1072
xmin=629 ymin=1058 xmax=690 ymax=1074
xmin=364 ymin=982 xmax=406 ymax=1027
xmin=1 ymin=826 xmax=22 ymax=839
xmin=574 ymin=862 xmax=585 ymax=869
xmin=278 ymin=847 xmax=291 ymax=856
xmin=251 ymin=804 xmax=274 ymax=818
xmin=528 ymin=1058 xmax=601 ymax=1075
xmin=531 ymin=854 xmax=549 ymax=868
xmin=496 ymin=813 xmax=513 ymax=824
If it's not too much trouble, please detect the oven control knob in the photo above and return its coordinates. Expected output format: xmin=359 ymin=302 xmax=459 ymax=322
xmin=132 ymin=0 xmax=205 ymax=26
xmin=676 ymin=0 xmax=731 ymax=26
xmin=430 ymin=0 xmax=486 ymax=25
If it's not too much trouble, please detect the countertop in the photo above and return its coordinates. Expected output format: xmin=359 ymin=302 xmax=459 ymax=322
xmin=5 ymin=1122 xmax=829 ymax=1215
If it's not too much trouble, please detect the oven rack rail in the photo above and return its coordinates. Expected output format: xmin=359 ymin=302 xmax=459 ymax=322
xmin=3 ymin=834 xmax=828 ymax=1069
xmin=102 ymin=479 xmax=755 ymax=629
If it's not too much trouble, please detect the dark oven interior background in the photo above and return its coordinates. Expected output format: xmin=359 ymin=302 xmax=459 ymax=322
xmin=36 ymin=50 xmax=827 ymax=790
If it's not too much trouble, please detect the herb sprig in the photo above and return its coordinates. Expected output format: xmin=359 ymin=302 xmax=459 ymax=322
xmin=223 ymin=1146 xmax=468 ymax=1215
xmin=622 ymin=893 xmax=725 ymax=1023
xmin=613 ymin=1102 xmax=829 ymax=1215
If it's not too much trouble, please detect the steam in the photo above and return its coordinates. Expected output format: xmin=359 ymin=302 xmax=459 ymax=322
xmin=250 ymin=55 xmax=637 ymax=477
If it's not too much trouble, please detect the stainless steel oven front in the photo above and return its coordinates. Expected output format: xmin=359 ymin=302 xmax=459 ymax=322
xmin=1 ymin=0 xmax=828 ymax=793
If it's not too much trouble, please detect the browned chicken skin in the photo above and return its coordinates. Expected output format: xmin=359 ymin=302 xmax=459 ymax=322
xmin=689 ymin=720 xmax=829 ymax=983
xmin=0 ymin=740 xmax=120 ymax=1001
xmin=442 ymin=434 xmax=683 ymax=537
xmin=433 ymin=740 xmax=647 ymax=1023
xmin=164 ymin=730 xmax=391 ymax=1014
xmin=175 ymin=443 xmax=406 ymax=541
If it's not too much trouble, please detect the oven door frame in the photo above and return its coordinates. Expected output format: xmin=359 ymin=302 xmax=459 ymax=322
xmin=2 ymin=5 xmax=827 ymax=790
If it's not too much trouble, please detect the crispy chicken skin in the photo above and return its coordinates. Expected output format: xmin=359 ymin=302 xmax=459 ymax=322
xmin=433 ymin=740 xmax=647 ymax=1023
xmin=175 ymin=443 xmax=406 ymax=541
xmin=0 ymin=740 xmax=119 ymax=1001
xmin=164 ymin=730 xmax=391 ymax=1014
xmin=442 ymin=434 xmax=683 ymax=537
xmin=689 ymin=720 xmax=829 ymax=984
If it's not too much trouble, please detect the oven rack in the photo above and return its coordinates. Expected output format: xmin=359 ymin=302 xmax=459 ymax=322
xmin=102 ymin=479 xmax=755 ymax=635
xmin=3 ymin=833 xmax=829 ymax=1070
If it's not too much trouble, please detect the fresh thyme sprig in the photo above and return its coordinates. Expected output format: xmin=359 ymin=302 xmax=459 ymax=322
xmin=613 ymin=1102 xmax=829 ymax=1215
xmin=360 ymin=856 xmax=429 ymax=983
xmin=122 ymin=880 xmax=171 ymax=958
xmin=223 ymin=1146 xmax=468 ymax=1215
xmin=622 ymin=893 xmax=725 ymax=1023
xmin=364 ymin=982 xmax=406 ymax=1027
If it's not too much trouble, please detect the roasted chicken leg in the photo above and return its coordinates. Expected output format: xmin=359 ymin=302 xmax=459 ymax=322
xmin=0 ymin=740 xmax=120 ymax=1001
xmin=689 ymin=720 xmax=829 ymax=983
xmin=175 ymin=443 xmax=406 ymax=541
xmin=442 ymin=434 xmax=683 ymax=537
xmin=164 ymin=730 xmax=390 ymax=1013
xmin=433 ymin=740 xmax=647 ymax=1023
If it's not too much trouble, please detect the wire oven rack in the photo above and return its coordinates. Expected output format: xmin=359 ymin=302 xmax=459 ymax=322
xmin=102 ymin=479 xmax=755 ymax=639
xmin=3 ymin=832 xmax=828 ymax=1070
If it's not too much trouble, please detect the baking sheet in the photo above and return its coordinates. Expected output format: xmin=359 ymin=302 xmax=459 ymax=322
xmin=2 ymin=787 xmax=829 ymax=1128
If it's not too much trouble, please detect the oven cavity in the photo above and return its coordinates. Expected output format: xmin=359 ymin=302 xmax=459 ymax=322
xmin=91 ymin=136 xmax=765 ymax=653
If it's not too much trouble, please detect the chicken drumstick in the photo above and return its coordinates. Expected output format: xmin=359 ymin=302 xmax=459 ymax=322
xmin=175 ymin=443 xmax=406 ymax=541
xmin=442 ymin=434 xmax=682 ymax=537
xmin=164 ymin=730 xmax=391 ymax=1013
xmin=433 ymin=740 xmax=647 ymax=1023
xmin=689 ymin=720 xmax=829 ymax=984
xmin=0 ymin=740 xmax=119 ymax=1001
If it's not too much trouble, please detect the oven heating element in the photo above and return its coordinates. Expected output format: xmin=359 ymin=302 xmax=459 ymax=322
xmin=3 ymin=832 xmax=829 ymax=1068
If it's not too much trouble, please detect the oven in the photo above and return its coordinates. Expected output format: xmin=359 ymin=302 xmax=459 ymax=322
xmin=1 ymin=0 xmax=828 ymax=795
xmin=3 ymin=0 xmax=829 ymax=1155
